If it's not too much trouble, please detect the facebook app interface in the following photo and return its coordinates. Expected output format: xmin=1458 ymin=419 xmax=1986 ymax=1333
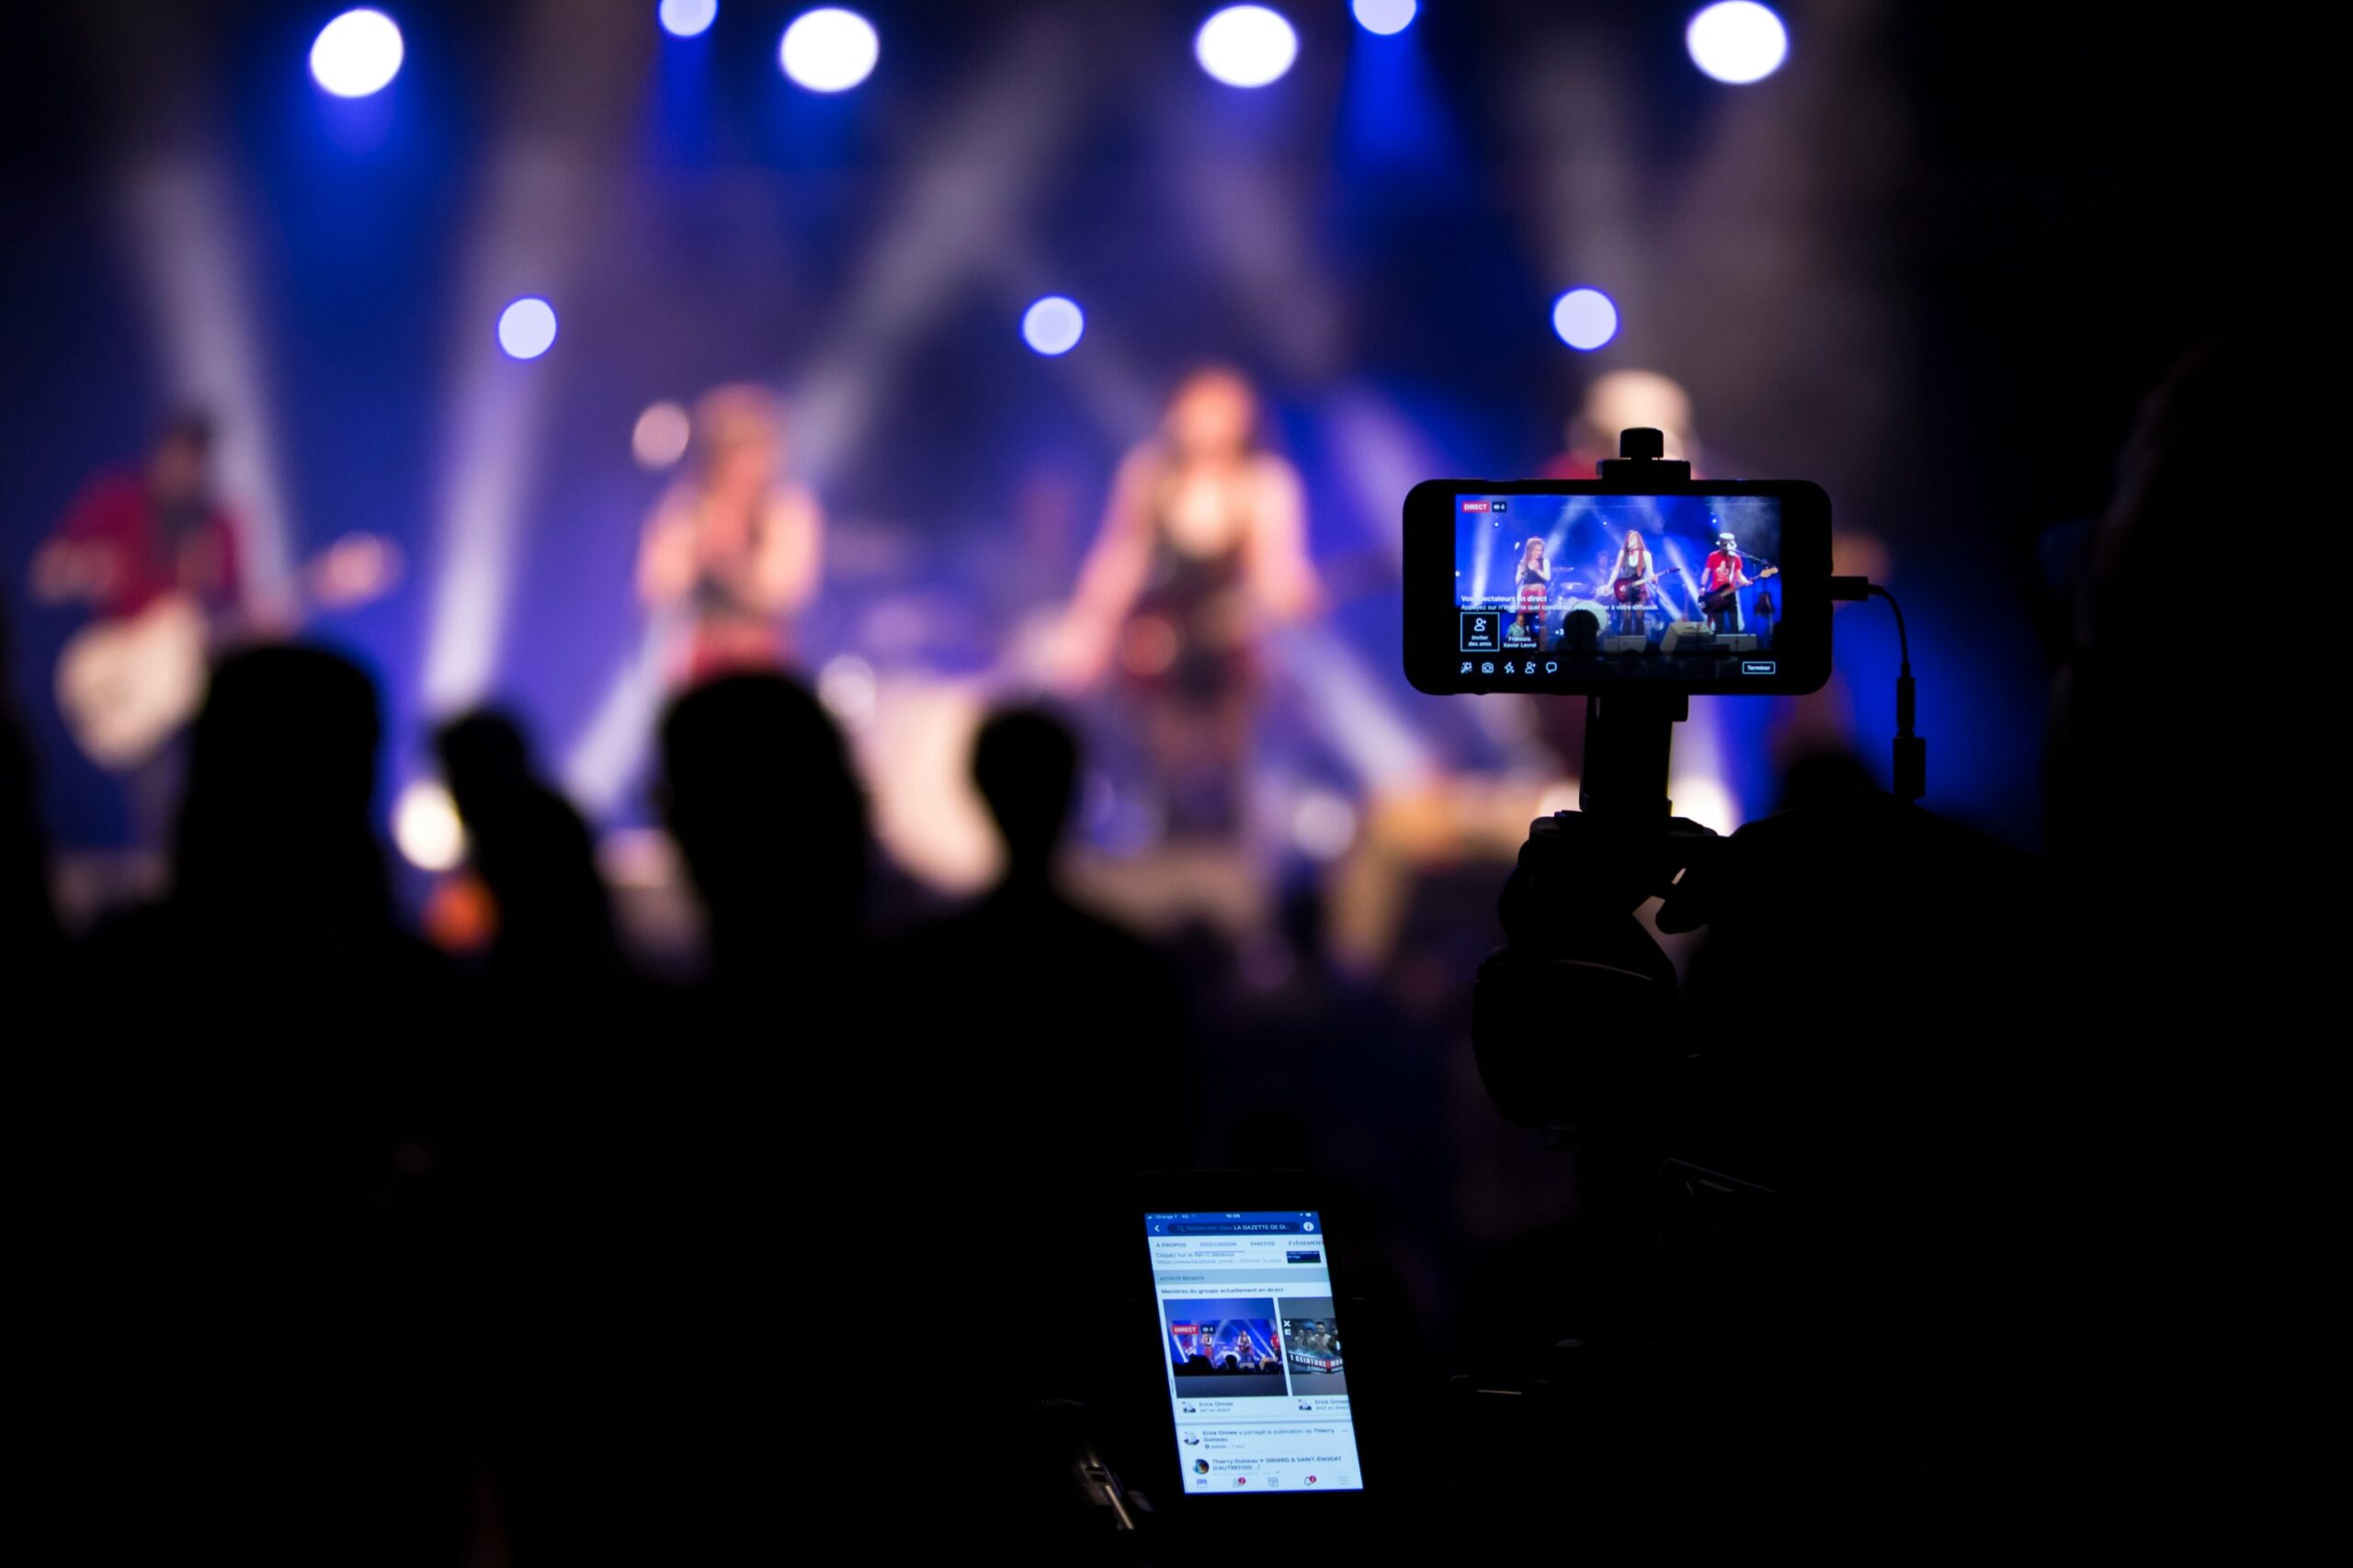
xmin=1144 ymin=1210 xmax=1364 ymax=1494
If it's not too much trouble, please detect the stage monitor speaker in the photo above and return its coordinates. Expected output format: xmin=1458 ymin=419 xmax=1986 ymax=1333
xmin=1601 ymin=635 xmax=1651 ymax=654
xmin=1717 ymin=633 xmax=1757 ymax=653
xmin=1662 ymin=620 xmax=1711 ymax=653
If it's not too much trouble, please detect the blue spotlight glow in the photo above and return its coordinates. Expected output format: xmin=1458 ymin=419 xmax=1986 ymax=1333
xmin=1552 ymin=289 xmax=1620 ymax=351
xmin=1686 ymin=3 xmax=1789 ymax=85
xmin=658 ymin=0 xmax=718 ymax=39
xmin=310 ymin=9 xmax=404 ymax=98
xmin=1196 ymin=6 xmax=1299 ymax=88
xmin=496 ymin=298 xmax=558 ymax=360
xmin=1021 ymin=296 xmax=1086 ymax=357
xmin=779 ymin=7 xmax=880 ymax=92
xmin=1352 ymin=0 xmax=1418 ymax=35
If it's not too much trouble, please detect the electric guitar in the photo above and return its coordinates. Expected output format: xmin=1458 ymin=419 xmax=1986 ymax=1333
xmin=55 ymin=533 xmax=400 ymax=770
xmin=1699 ymin=564 xmax=1778 ymax=617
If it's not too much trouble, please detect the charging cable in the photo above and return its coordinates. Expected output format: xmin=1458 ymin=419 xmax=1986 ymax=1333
xmin=1829 ymin=576 xmax=1925 ymax=802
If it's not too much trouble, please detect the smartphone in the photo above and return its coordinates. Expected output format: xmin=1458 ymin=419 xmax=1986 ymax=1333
xmin=1403 ymin=477 xmax=1833 ymax=696
xmin=1137 ymin=1174 xmax=1370 ymax=1513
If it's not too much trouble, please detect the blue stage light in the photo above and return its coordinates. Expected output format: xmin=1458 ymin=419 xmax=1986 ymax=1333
xmin=1196 ymin=6 xmax=1298 ymax=88
xmin=310 ymin=9 xmax=404 ymax=98
xmin=1021 ymin=296 xmax=1086 ymax=357
xmin=1686 ymin=3 xmax=1789 ymax=85
xmin=779 ymin=7 xmax=880 ymax=92
xmin=1552 ymin=289 xmax=1619 ymax=351
xmin=1352 ymin=0 xmax=1417 ymax=36
xmin=658 ymin=0 xmax=718 ymax=40
xmin=497 ymin=298 xmax=558 ymax=360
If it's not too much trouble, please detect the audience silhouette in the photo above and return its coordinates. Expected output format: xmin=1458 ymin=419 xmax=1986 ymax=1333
xmin=60 ymin=645 xmax=468 ymax=1563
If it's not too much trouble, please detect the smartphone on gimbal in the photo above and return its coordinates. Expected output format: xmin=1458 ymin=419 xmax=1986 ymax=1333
xmin=1403 ymin=476 xmax=1833 ymax=697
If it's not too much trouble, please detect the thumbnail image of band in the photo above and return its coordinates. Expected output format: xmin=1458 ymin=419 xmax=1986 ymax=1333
xmin=1166 ymin=1297 xmax=1290 ymax=1399
xmin=1279 ymin=1298 xmax=1347 ymax=1395
xmin=1453 ymin=494 xmax=1782 ymax=680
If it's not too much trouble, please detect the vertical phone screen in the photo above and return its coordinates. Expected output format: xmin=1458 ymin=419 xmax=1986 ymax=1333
xmin=1142 ymin=1210 xmax=1365 ymax=1495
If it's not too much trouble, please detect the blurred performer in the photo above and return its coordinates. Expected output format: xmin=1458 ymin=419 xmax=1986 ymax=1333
xmin=33 ymin=414 xmax=245 ymax=835
xmin=1512 ymin=537 xmax=1552 ymax=649
xmin=1053 ymin=366 xmax=1319 ymax=835
xmin=1608 ymin=529 xmax=1658 ymax=638
xmin=1702 ymin=528 xmax=1755 ymax=633
xmin=1545 ymin=369 xmax=1702 ymax=478
xmin=36 ymin=412 xmax=244 ymax=641
xmin=637 ymin=384 xmax=824 ymax=684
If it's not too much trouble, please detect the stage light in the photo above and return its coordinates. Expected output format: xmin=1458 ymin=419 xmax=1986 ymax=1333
xmin=1552 ymin=287 xmax=1620 ymax=351
xmin=393 ymin=779 xmax=467 ymax=872
xmin=1021 ymin=295 xmax=1086 ymax=356
xmin=658 ymin=0 xmax=717 ymax=38
xmin=631 ymin=401 xmax=691 ymax=469
xmin=780 ymin=7 xmax=880 ymax=92
xmin=1290 ymin=789 xmax=1359 ymax=861
xmin=496 ymin=297 xmax=558 ymax=359
xmin=815 ymin=653 xmax=879 ymax=730
xmin=1196 ymin=6 xmax=1298 ymax=88
xmin=1686 ymin=3 xmax=1788 ymax=85
xmin=310 ymin=8 xmax=404 ymax=98
xmin=1351 ymin=0 xmax=1417 ymax=35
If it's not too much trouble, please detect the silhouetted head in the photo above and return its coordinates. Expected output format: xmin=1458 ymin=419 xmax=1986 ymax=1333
xmin=1774 ymin=748 xmax=1876 ymax=815
xmin=660 ymin=674 xmax=867 ymax=949
xmin=174 ymin=644 xmax=383 ymax=915
xmin=469 ymin=782 xmax=613 ymax=959
xmin=434 ymin=709 xmax=534 ymax=829
xmin=972 ymin=706 xmax=1079 ymax=885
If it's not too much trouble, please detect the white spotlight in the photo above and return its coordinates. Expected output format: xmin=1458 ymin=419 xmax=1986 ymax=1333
xmin=1290 ymin=789 xmax=1359 ymax=862
xmin=780 ymin=7 xmax=880 ymax=93
xmin=631 ymin=401 xmax=691 ymax=469
xmin=496 ymin=297 xmax=558 ymax=359
xmin=1020 ymin=295 xmax=1086 ymax=356
xmin=1196 ymin=6 xmax=1298 ymax=88
xmin=658 ymin=0 xmax=718 ymax=39
xmin=816 ymin=653 xmax=880 ymax=731
xmin=1551 ymin=287 xmax=1620 ymax=351
xmin=393 ymin=779 xmax=468 ymax=872
xmin=1686 ymin=3 xmax=1789 ymax=85
xmin=310 ymin=8 xmax=405 ymax=98
xmin=1351 ymin=0 xmax=1417 ymax=35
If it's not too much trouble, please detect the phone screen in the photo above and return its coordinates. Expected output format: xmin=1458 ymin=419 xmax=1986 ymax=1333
xmin=1143 ymin=1210 xmax=1365 ymax=1495
xmin=1452 ymin=492 xmax=1786 ymax=683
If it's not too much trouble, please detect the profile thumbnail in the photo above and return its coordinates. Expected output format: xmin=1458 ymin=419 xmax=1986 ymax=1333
xmin=1165 ymin=1297 xmax=1289 ymax=1399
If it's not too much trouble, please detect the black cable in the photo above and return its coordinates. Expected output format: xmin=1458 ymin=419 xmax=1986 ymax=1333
xmin=1829 ymin=576 xmax=1925 ymax=802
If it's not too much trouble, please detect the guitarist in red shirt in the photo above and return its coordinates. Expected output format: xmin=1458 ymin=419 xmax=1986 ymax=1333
xmin=1700 ymin=528 xmax=1754 ymax=634
xmin=35 ymin=411 xmax=396 ymax=804
xmin=35 ymin=413 xmax=244 ymax=630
